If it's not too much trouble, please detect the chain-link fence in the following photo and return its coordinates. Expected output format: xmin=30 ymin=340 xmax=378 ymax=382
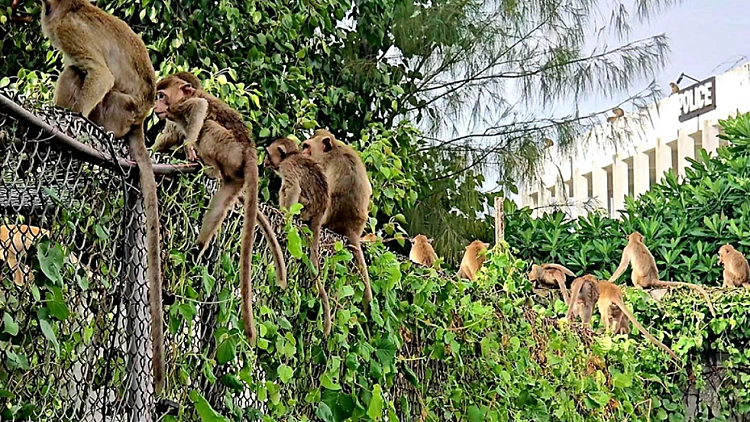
xmin=0 ymin=89 xmax=439 ymax=421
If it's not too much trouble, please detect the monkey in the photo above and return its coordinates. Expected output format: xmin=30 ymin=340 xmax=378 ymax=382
xmin=457 ymin=240 xmax=490 ymax=281
xmin=607 ymin=302 xmax=631 ymax=335
xmin=527 ymin=263 xmax=574 ymax=304
xmin=565 ymin=274 xmax=599 ymax=325
xmin=409 ymin=234 xmax=438 ymax=268
xmin=300 ymin=129 xmax=373 ymax=309
xmin=153 ymin=73 xmax=287 ymax=346
xmin=1 ymin=225 xmax=50 ymax=286
xmin=606 ymin=107 xmax=625 ymax=124
xmin=566 ymin=274 xmax=678 ymax=361
xmin=361 ymin=233 xmax=378 ymax=243
xmin=153 ymin=73 xmax=287 ymax=287
xmin=263 ymin=136 xmax=331 ymax=336
xmin=153 ymin=71 xmax=204 ymax=157
xmin=596 ymin=277 xmax=679 ymax=362
xmin=718 ymin=244 xmax=750 ymax=289
xmin=609 ymin=231 xmax=716 ymax=316
xmin=40 ymin=0 xmax=165 ymax=392
xmin=670 ymin=82 xmax=680 ymax=95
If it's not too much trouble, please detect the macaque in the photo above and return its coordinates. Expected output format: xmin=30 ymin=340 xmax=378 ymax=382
xmin=154 ymin=73 xmax=287 ymax=287
xmin=263 ymin=137 xmax=331 ymax=336
xmin=154 ymin=73 xmax=287 ymax=346
xmin=1 ymin=225 xmax=50 ymax=286
xmin=606 ymin=107 xmax=625 ymax=124
xmin=457 ymin=240 xmax=490 ymax=281
xmin=610 ymin=232 xmax=716 ymax=316
xmin=528 ymin=263 xmax=574 ymax=304
xmin=41 ymin=0 xmax=165 ymax=392
xmin=607 ymin=303 xmax=631 ymax=335
xmin=670 ymin=82 xmax=680 ymax=95
xmin=409 ymin=234 xmax=438 ymax=267
xmin=361 ymin=233 xmax=378 ymax=243
xmin=596 ymin=278 xmax=679 ymax=361
xmin=300 ymin=129 xmax=373 ymax=309
xmin=565 ymin=275 xmax=599 ymax=325
xmin=718 ymin=244 xmax=750 ymax=288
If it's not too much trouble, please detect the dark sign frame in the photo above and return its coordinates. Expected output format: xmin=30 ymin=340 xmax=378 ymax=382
xmin=678 ymin=76 xmax=716 ymax=122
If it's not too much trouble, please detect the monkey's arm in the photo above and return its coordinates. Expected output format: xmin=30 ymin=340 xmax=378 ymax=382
xmin=280 ymin=183 xmax=302 ymax=210
xmin=170 ymin=98 xmax=208 ymax=161
xmin=153 ymin=120 xmax=185 ymax=153
xmin=608 ymin=246 xmax=631 ymax=282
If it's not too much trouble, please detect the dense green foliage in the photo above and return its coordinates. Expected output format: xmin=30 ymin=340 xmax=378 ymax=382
xmin=506 ymin=111 xmax=750 ymax=286
xmin=1 ymin=0 xmax=682 ymax=264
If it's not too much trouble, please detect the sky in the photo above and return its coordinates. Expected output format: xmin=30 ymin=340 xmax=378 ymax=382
xmin=579 ymin=0 xmax=750 ymax=114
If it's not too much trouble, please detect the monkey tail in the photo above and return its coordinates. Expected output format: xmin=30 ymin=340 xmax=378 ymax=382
xmin=127 ymin=123 xmax=165 ymax=393
xmin=655 ymin=280 xmax=716 ymax=317
xmin=240 ymin=152 xmax=259 ymax=345
xmin=256 ymin=210 xmax=287 ymax=289
xmin=616 ymin=299 xmax=680 ymax=362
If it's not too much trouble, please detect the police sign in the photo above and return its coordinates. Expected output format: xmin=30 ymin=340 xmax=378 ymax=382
xmin=678 ymin=76 xmax=716 ymax=122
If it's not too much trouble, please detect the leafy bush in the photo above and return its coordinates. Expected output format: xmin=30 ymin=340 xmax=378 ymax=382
xmin=507 ymin=111 xmax=750 ymax=287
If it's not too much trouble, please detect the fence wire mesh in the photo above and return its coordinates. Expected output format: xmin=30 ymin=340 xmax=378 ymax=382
xmin=0 ymin=89 xmax=432 ymax=421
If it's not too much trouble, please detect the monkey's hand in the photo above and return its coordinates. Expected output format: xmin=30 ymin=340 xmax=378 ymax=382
xmin=185 ymin=143 xmax=198 ymax=162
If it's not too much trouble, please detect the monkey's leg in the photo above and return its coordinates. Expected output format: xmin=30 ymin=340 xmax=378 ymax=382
xmin=581 ymin=304 xmax=593 ymax=326
xmin=196 ymin=180 xmax=244 ymax=260
xmin=53 ymin=66 xmax=85 ymax=111
xmin=61 ymin=62 xmax=114 ymax=118
xmin=346 ymin=230 xmax=372 ymax=307
xmin=597 ymin=302 xmax=612 ymax=333
xmin=555 ymin=273 xmax=570 ymax=304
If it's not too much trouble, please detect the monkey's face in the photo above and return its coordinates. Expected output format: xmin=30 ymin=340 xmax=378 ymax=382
xmin=153 ymin=80 xmax=195 ymax=119
xmin=527 ymin=264 xmax=541 ymax=281
xmin=718 ymin=244 xmax=733 ymax=265
xmin=263 ymin=145 xmax=284 ymax=170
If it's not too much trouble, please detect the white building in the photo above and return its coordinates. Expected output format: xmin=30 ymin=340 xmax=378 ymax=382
xmin=521 ymin=61 xmax=750 ymax=218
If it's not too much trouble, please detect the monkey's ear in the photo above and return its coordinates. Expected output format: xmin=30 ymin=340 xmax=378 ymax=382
xmin=276 ymin=145 xmax=287 ymax=159
xmin=181 ymin=83 xmax=196 ymax=95
xmin=322 ymin=137 xmax=333 ymax=152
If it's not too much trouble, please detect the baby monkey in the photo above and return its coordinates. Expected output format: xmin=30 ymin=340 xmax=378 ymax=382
xmin=527 ymin=263 xmax=575 ymax=304
xmin=718 ymin=244 xmax=750 ymax=288
xmin=264 ymin=137 xmax=332 ymax=336
xmin=154 ymin=72 xmax=286 ymax=345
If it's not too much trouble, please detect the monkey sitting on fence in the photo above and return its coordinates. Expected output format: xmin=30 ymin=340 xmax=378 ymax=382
xmin=263 ymin=136 xmax=332 ymax=336
xmin=153 ymin=72 xmax=287 ymax=346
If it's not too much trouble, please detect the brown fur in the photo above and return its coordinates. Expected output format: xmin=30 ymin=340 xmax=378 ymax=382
xmin=718 ymin=244 xmax=750 ymax=288
xmin=607 ymin=302 xmax=631 ymax=335
xmin=264 ymin=137 xmax=331 ymax=336
xmin=528 ymin=263 xmax=574 ymax=304
xmin=154 ymin=73 xmax=287 ymax=346
xmin=457 ymin=240 xmax=489 ymax=281
xmin=606 ymin=107 xmax=625 ymax=124
xmin=300 ymin=129 xmax=373 ymax=309
xmin=610 ymin=231 xmax=716 ymax=316
xmin=1 ymin=225 xmax=51 ymax=286
xmin=41 ymin=0 xmax=164 ymax=392
xmin=565 ymin=275 xmax=599 ymax=325
xmin=409 ymin=234 xmax=438 ymax=267
xmin=670 ymin=82 xmax=679 ymax=95
xmin=595 ymin=276 xmax=679 ymax=362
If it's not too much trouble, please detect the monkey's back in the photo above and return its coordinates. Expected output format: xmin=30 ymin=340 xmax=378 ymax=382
xmin=281 ymin=154 xmax=329 ymax=221
xmin=410 ymin=242 xmax=437 ymax=267
xmin=323 ymin=145 xmax=372 ymax=234
xmin=42 ymin=0 xmax=155 ymax=115
xmin=203 ymin=93 xmax=253 ymax=148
